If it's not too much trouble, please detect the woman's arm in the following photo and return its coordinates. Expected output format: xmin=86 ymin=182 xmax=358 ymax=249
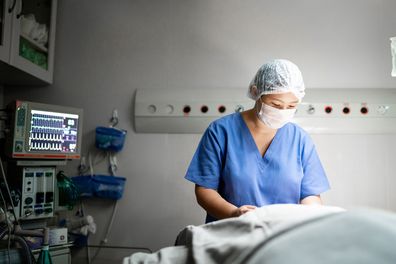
xmin=300 ymin=195 xmax=322 ymax=205
xmin=195 ymin=185 xmax=256 ymax=219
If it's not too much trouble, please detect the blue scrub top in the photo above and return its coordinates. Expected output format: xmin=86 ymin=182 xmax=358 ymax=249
xmin=185 ymin=112 xmax=330 ymax=223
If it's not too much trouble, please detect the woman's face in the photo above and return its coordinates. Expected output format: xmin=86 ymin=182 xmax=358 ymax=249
xmin=260 ymin=92 xmax=299 ymax=110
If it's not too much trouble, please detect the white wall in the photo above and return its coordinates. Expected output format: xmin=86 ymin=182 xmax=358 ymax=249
xmin=4 ymin=0 xmax=396 ymax=263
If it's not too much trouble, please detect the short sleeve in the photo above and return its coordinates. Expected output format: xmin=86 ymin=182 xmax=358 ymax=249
xmin=300 ymin=134 xmax=330 ymax=199
xmin=184 ymin=124 xmax=224 ymax=190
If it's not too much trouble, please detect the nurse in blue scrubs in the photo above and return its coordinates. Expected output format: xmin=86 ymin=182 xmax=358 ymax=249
xmin=185 ymin=59 xmax=330 ymax=223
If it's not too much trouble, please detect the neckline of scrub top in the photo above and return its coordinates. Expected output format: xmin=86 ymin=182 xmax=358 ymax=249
xmin=237 ymin=112 xmax=284 ymax=165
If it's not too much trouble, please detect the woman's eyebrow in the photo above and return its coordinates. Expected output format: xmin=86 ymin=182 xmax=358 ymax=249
xmin=272 ymin=98 xmax=299 ymax=104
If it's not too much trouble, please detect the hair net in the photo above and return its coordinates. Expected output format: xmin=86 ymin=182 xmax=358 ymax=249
xmin=247 ymin=59 xmax=305 ymax=101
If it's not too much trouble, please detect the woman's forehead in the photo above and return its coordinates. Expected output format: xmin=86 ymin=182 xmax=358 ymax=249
xmin=262 ymin=92 xmax=299 ymax=102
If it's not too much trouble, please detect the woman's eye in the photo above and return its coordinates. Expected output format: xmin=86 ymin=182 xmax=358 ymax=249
xmin=288 ymin=105 xmax=297 ymax=109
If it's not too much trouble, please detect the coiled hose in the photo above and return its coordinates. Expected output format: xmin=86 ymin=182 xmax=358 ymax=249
xmin=10 ymin=235 xmax=33 ymax=264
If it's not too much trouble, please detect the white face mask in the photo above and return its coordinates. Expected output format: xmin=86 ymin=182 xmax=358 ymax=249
xmin=257 ymin=103 xmax=296 ymax=129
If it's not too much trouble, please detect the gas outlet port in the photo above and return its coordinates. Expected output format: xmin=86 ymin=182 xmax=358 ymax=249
xmin=307 ymin=105 xmax=315 ymax=114
xmin=324 ymin=106 xmax=332 ymax=114
xmin=235 ymin=105 xmax=244 ymax=113
xmin=201 ymin=105 xmax=209 ymax=113
xmin=218 ymin=105 xmax=226 ymax=113
xmin=360 ymin=106 xmax=368 ymax=115
xmin=183 ymin=105 xmax=191 ymax=114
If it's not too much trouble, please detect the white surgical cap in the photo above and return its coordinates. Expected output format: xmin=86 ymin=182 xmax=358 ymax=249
xmin=247 ymin=59 xmax=305 ymax=101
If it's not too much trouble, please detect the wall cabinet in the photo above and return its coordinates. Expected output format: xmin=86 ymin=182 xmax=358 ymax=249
xmin=0 ymin=0 xmax=12 ymax=63
xmin=0 ymin=0 xmax=57 ymax=86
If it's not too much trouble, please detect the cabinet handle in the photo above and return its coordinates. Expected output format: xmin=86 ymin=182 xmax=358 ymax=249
xmin=16 ymin=0 xmax=23 ymax=19
xmin=8 ymin=0 xmax=17 ymax=13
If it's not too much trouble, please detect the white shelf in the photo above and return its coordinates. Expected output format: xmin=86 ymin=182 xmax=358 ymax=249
xmin=20 ymin=32 xmax=48 ymax=53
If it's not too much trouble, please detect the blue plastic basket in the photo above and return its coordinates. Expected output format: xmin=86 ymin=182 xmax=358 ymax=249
xmin=95 ymin=127 xmax=127 ymax=152
xmin=92 ymin=175 xmax=126 ymax=200
xmin=72 ymin=176 xmax=95 ymax=198
xmin=72 ymin=175 xmax=126 ymax=200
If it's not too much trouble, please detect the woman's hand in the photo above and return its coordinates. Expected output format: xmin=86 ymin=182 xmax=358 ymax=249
xmin=231 ymin=205 xmax=257 ymax=217
xmin=195 ymin=185 xmax=257 ymax=220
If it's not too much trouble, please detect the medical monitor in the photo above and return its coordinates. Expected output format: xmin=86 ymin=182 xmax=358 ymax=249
xmin=6 ymin=100 xmax=83 ymax=159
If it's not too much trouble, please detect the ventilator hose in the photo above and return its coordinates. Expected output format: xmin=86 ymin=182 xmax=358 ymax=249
xmin=11 ymin=235 xmax=33 ymax=264
xmin=0 ymin=223 xmax=8 ymax=239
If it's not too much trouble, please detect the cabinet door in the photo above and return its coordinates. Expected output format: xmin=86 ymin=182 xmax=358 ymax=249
xmin=0 ymin=0 xmax=12 ymax=62
xmin=9 ymin=0 xmax=57 ymax=84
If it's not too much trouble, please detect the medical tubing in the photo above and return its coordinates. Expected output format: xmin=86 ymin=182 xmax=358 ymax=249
xmin=79 ymin=151 xmax=107 ymax=175
xmin=7 ymin=231 xmax=11 ymax=263
xmin=87 ymin=237 xmax=91 ymax=264
xmin=0 ymin=187 xmax=11 ymax=225
xmin=0 ymin=187 xmax=7 ymax=210
xmin=86 ymin=244 xmax=152 ymax=253
xmin=13 ymin=225 xmax=51 ymax=262
xmin=9 ymin=235 xmax=33 ymax=264
xmin=0 ymin=206 xmax=11 ymax=264
xmin=241 ymin=213 xmax=341 ymax=263
xmin=0 ymin=222 xmax=11 ymax=263
xmin=81 ymin=201 xmax=92 ymax=264
xmin=14 ymin=224 xmax=44 ymax=237
xmin=90 ymin=201 xmax=119 ymax=262
xmin=0 ymin=158 xmax=19 ymax=264
xmin=104 ymin=200 xmax=118 ymax=242
xmin=89 ymin=153 xmax=94 ymax=176
xmin=110 ymin=111 xmax=119 ymax=127
xmin=0 ymin=223 xmax=8 ymax=239
xmin=0 ymin=157 xmax=19 ymax=223
xmin=88 ymin=150 xmax=107 ymax=176
xmin=0 ymin=157 xmax=31 ymax=264
xmin=109 ymin=153 xmax=117 ymax=176
xmin=0 ymin=170 xmax=14 ymax=264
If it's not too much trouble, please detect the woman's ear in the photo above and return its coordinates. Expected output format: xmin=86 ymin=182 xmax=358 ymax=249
xmin=250 ymin=85 xmax=259 ymax=98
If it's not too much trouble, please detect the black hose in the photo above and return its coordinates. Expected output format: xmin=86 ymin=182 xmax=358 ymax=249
xmin=0 ymin=223 xmax=8 ymax=240
xmin=11 ymin=235 xmax=33 ymax=264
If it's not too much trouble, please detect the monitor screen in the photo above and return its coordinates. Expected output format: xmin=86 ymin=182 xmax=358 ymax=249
xmin=28 ymin=110 xmax=80 ymax=153
xmin=7 ymin=100 xmax=83 ymax=159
